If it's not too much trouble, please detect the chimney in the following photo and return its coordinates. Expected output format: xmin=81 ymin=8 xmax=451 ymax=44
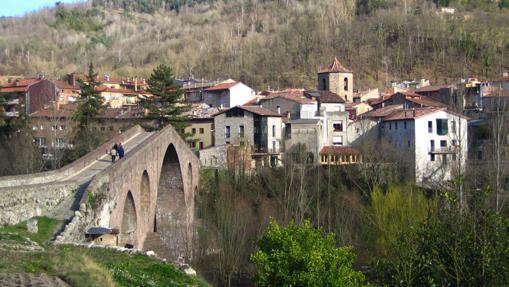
xmin=144 ymin=108 xmax=149 ymax=117
xmin=277 ymin=106 xmax=281 ymax=114
xmin=105 ymin=75 xmax=110 ymax=82
xmin=134 ymin=78 xmax=138 ymax=91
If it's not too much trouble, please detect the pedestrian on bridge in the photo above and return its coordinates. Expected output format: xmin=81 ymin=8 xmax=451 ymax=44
xmin=118 ymin=143 xmax=125 ymax=159
xmin=111 ymin=144 xmax=118 ymax=163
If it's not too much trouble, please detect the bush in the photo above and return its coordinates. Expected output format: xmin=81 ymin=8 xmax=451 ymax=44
xmin=251 ymin=219 xmax=366 ymax=287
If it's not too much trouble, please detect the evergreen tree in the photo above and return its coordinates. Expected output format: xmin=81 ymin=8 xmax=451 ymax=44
xmin=68 ymin=62 xmax=104 ymax=160
xmin=144 ymin=64 xmax=191 ymax=138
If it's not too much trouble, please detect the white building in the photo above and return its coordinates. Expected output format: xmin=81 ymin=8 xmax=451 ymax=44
xmin=379 ymin=107 xmax=468 ymax=185
xmin=203 ymin=79 xmax=256 ymax=108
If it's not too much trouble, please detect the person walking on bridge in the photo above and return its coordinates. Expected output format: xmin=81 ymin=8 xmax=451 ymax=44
xmin=111 ymin=144 xmax=118 ymax=163
xmin=118 ymin=143 xmax=125 ymax=159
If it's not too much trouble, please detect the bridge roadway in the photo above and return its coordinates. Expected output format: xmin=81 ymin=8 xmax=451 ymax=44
xmin=49 ymin=130 xmax=154 ymax=220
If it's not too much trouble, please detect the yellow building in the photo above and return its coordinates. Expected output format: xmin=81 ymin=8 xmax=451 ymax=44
xmin=319 ymin=146 xmax=362 ymax=165
xmin=185 ymin=118 xmax=214 ymax=151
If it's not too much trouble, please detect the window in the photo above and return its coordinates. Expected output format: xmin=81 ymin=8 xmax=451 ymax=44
xmin=199 ymin=128 xmax=204 ymax=134
xmin=239 ymin=125 xmax=244 ymax=138
xmin=428 ymin=121 xmax=432 ymax=133
xmin=408 ymin=140 xmax=411 ymax=148
xmin=436 ymin=119 xmax=448 ymax=135
xmin=191 ymin=141 xmax=196 ymax=148
xmin=344 ymin=77 xmax=348 ymax=91
xmin=442 ymin=154 xmax=447 ymax=164
xmin=192 ymin=128 xmax=196 ymax=134
xmin=199 ymin=142 xmax=204 ymax=149
xmin=332 ymin=136 xmax=343 ymax=145
xmin=225 ymin=126 xmax=231 ymax=138
xmin=440 ymin=140 xmax=447 ymax=149
xmin=477 ymin=150 xmax=483 ymax=160
xmin=272 ymin=141 xmax=276 ymax=152
xmin=404 ymin=121 xmax=407 ymax=129
xmin=322 ymin=78 xmax=327 ymax=90
xmin=430 ymin=154 xmax=435 ymax=161
xmin=56 ymin=138 xmax=65 ymax=148
xmin=272 ymin=125 xmax=276 ymax=137
xmin=395 ymin=122 xmax=398 ymax=130
xmin=101 ymin=126 xmax=105 ymax=131
xmin=430 ymin=140 xmax=435 ymax=151
xmin=333 ymin=121 xmax=343 ymax=132
xmin=451 ymin=120 xmax=456 ymax=134
xmin=34 ymin=137 xmax=46 ymax=147
xmin=389 ymin=122 xmax=392 ymax=130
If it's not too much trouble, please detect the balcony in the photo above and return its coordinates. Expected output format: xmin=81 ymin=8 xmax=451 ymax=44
xmin=429 ymin=146 xmax=458 ymax=154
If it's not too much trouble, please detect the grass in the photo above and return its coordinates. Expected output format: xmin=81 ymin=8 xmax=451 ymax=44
xmin=0 ymin=217 xmax=210 ymax=287
xmin=0 ymin=216 xmax=62 ymax=245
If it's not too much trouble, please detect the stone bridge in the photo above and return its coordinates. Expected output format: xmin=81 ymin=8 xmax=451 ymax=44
xmin=0 ymin=124 xmax=200 ymax=260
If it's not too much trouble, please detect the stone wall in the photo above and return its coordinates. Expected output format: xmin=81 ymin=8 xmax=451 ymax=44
xmin=0 ymin=181 xmax=78 ymax=225
xmin=199 ymin=145 xmax=227 ymax=168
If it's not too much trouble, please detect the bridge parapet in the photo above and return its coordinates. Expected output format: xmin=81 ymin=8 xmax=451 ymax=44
xmin=0 ymin=125 xmax=145 ymax=188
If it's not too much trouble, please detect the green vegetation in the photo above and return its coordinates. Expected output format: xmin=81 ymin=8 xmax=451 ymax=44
xmin=251 ymin=219 xmax=366 ymax=287
xmin=144 ymin=64 xmax=191 ymax=136
xmin=196 ymin=167 xmax=509 ymax=285
xmin=54 ymin=5 xmax=104 ymax=33
xmin=0 ymin=217 xmax=208 ymax=287
xmin=0 ymin=216 xmax=61 ymax=245
xmin=0 ymin=0 xmax=507 ymax=89
xmin=362 ymin=184 xmax=437 ymax=257
xmin=66 ymin=62 xmax=105 ymax=162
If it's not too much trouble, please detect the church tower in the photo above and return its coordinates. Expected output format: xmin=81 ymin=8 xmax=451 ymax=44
xmin=317 ymin=57 xmax=353 ymax=102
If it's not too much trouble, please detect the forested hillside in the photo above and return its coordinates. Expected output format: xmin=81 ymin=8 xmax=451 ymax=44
xmin=0 ymin=0 xmax=507 ymax=90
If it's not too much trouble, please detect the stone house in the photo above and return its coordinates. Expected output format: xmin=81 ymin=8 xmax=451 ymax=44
xmin=213 ymin=105 xmax=283 ymax=167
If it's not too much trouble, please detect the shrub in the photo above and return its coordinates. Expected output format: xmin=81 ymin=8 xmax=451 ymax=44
xmin=251 ymin=219 xmax=366 ymax=287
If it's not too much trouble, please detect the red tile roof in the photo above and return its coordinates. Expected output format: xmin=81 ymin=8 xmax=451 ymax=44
xmin=320 ymin=146 xmax=361 ymax=155
xmin=361 ymin=104 xmax=404 ymax=118
xmin=262 ymin=89 xmax=315 ymax=104
xmin=213 ymin=105 xmax=283 ymax=117
xmin=305 ymin=90 xmax=345 ymax=103
xmin=318 ymin=57 xmax=352 ymax=74
xmin=0 ymin=78 xmax=42 ymax=93
xmin=404 ymin=96 xmax=448 ymax=108
xmin=382 ymin=107 xmax=442 ymax=121
xmin=205 ymin=81 xmax=238 ymax=91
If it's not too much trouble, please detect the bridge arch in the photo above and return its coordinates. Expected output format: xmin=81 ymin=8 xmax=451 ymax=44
xmin=150 ymin=143 xmax=187 ymax=258
xmin=120 ymin=190 xmax=137 ymax=247
xmin=140 ymin=170 xmax=151 ymax=220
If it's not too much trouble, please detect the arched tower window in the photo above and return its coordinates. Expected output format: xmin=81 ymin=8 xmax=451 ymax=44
xmin=344 ymin=77 xmax=348 ymax=91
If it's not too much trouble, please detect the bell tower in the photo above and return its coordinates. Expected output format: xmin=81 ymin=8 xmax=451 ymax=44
xmin=317 ymin=57 xmax=353 ymax=103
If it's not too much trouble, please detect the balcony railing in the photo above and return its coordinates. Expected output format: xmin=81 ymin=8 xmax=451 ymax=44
xmin=429 ymin=146 xmax=458 ymax=154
